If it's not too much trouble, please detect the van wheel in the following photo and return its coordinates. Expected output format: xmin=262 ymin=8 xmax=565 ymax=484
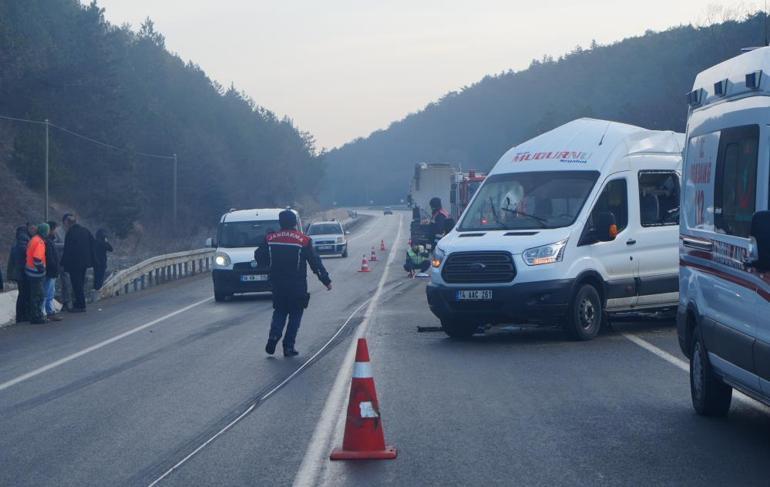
xmin=214 ymin=290 xmax=228 ymax=303
xmin=441 ymin=319 xmax=476 ymax=339
xmin=342 ymin=247 xmax=348 ymax=258
xmin=564 ymin=284 xmax=602 ymax=341
xmin=691 ymin=332 xmax=732 ymax=416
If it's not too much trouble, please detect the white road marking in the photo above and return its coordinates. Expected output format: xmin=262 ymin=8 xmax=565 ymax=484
xmin=622 ymin=333 xmax=767 ymax=409
xmin=293 ymin=214 xmax=403 ymax=487
xmin=0 ymin=296 xmax=213 ymax=393
xmin=147 ymin=298 xmax=373 ymax=487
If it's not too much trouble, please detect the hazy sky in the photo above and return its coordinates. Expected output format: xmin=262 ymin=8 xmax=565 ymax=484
xmin=96 ymin=1 xmax=756 ymax=149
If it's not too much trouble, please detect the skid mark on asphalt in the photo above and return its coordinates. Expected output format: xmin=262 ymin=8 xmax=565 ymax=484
xmin=0 ymin=313 xmax=257 ymax=417
xmin=623 ymin=333 xmax=769 ymax=411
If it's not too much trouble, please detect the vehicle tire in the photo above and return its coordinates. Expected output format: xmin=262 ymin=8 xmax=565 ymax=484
xmin=342 ymin=247 xmax=348 ymax=258
xmin=214 ymin=290 xmax=228 ymax=303
xmin=441 ymin=319 xmax=476 ymax=339
xmin=564 ymin=284 xmax=603 ymax=341
xmin=690 ymin=331 xmax=732 ymax=416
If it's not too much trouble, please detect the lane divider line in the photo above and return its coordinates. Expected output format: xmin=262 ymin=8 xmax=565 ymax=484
xmin=293 ymin=214 xmax=403 ymax=487
xmin=0 ymin=297 xmax=213 ymax=393
xmin=147 ymin=298 xmax=373 ymax=487
xmin=622 ymin=333 xmax=767 ymax=409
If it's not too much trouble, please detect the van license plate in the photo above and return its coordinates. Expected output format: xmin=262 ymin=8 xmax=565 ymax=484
xmin=318 ymin=245 xmax=333 ymax=251
xmin=241 ymin=274 xmax=268 ymax=282
xmin=456 ymin=290 xmax=493 ymax=301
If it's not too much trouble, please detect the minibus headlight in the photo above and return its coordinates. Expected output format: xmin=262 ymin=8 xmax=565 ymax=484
xmin=522 ymin=240 xmax=568 ymax=266
xmin=432 ymin=246 xmax=446 ymax=268
xmin=214 ymin=253 xmax=231 ymax=268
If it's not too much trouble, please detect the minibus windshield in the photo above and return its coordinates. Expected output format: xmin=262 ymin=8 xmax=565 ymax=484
xmin=217 ymin=220 xmax=279 ymax=248
xmin=458 ymin=171 xmax=599 ymax=231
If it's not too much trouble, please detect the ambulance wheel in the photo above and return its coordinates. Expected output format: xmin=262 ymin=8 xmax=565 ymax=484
xmin=691 ymin=330 xmax=732 ymax=416
xmin=564 ymin=284 xmax=602 ymax=341
xmin=441 ymin=319 xmax=476 ymax=339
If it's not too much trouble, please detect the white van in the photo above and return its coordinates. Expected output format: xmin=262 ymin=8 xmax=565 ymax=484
xmin=678 ymin=47 xmax=770 ymax=416
xmin=427 ymin=118 xmax=684 ymax=339
xmin=207 ymin=208 xmax=301 ymax=302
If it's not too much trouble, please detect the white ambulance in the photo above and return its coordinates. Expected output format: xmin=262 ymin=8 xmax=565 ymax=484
xmin=427 ymin=118 xmax=684 ymax=340
xmin=678 ymin=47 xmax=770 ymax=416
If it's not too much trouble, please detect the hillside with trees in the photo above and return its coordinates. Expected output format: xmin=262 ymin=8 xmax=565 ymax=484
xmin=0 ymin=0 xmax=322 ymax=243
xmin=323 ymin=13 xmax=769 ymax=205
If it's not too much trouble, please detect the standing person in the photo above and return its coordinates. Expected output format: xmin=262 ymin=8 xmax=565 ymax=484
xmin=56 ymin=214 xmax=73 ymax=312
xmin=255 ymin=210 xmax=332 ymax=357
xmin=60 ymin=214 xmax=94 ymax=313
xmin=26 ymin=223 xmax=48 ymax=325
xmin=43 ymin=221 xmax=63 ymax=321
xmin=429 ymin=197 xmax=451 ymax=248
xmin=7 ymin=226 xmax=30 ymax=323
xmin=92 ymin=228 xmax=113 ymax=291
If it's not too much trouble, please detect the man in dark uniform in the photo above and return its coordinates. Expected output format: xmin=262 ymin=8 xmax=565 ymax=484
xmin=256 ymin=210 xmax=332 ymax=357
xmin=429 ymin=197 xmax=451 ymax=248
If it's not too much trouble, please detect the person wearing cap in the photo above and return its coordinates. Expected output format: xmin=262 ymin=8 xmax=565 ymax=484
xmin=43 ymin=221 xmax=63 ymax=321
xmin=429 ymin=197 xmax=451 ymax=248
xmin=26 ymin=223 xmax=49 ymax=324
xmin=255 ymin=209 xmax=332 ymax=357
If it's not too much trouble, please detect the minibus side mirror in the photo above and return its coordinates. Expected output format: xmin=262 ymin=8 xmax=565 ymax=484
xmin=594 ymin=211 xmax=617 ymax=242
xmin=205 ymin=237 xmax=216 ymax=248
xmin=750 ymin=211 xmax=770 ymax=271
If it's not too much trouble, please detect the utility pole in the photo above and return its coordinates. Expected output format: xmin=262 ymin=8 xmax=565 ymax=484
xmin=172 ymin=153 xmax=178 ymax=231
xmin=44 ymin=119 xmax=49 ymax=221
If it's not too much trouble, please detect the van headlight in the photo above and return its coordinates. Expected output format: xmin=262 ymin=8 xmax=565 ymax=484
xmin=214 ymin=253 xmax=231 ymax=268
xmin=522 ymin=240 xmax=567 ymax=266
xmin=432 ymin=246 xmax=446 ymax=268
xmin=336 ymin=236 xmax=344 ymax=244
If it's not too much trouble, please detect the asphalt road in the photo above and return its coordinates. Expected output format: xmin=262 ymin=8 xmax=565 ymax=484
xmin=1 ymin=210 xmax=769 ymax=486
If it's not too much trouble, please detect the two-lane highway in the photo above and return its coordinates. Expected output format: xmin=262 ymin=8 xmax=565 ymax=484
xmin=2 ymin=210 xmax=770 ymax=486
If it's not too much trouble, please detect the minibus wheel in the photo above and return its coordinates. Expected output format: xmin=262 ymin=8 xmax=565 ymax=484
xmin=690 ymin=331 xmax=732 ymax=416
xmin=565 ymin=284 xmax=602 ymax=341
xmin=441 ymin=319 xmax=476 ymax=339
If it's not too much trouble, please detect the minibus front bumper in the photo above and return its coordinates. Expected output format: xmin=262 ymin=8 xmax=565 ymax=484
xmin=426 ymin=280 xmax=573 ymax=325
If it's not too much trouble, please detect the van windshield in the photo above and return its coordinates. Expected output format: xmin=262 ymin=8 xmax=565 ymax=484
xmin=458 ymin=171 xmax=600 ymax=231
xmin=308 ymin=223 xmax=343 ymax=235
xmin=217 ymin=220 xmax=280 ymax=248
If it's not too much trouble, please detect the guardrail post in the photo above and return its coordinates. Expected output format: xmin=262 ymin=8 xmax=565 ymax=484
xmin=141 ymin=274 xmax=146 ymax=290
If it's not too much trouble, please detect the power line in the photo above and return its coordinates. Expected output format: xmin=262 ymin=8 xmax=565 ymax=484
xmin=0 ymin=113 xmax=175 ymax=160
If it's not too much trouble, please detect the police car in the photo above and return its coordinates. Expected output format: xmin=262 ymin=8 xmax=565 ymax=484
xmin=307 ymin=220 xmax=348 ymax=257
xmin=207 ymin=208 xmax=300 ymax=302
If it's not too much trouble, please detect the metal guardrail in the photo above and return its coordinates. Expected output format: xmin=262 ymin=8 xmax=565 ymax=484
xmin=99 ymin=248 xmax=214 ymax=299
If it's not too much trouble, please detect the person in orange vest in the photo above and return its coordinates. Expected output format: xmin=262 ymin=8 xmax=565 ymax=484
xmin=26 ymin=222 xmax=49 ymax=324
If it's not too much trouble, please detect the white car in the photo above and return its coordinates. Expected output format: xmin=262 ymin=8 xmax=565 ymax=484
xmin=307 ymin=221 xmax=348 ymax=257
xmin=678 ymin=47 xmax=770 ymax=416
xmin=427 ymin=118 xmax=684 ymax=340
xmin=207 ymin=208 xmax=301 ymax=302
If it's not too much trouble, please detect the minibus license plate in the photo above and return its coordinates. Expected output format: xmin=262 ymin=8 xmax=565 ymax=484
xmin=241 ymin=274 xmax=268 ymax=282
xmin=456 ymin=290 xmax=493 ymax=301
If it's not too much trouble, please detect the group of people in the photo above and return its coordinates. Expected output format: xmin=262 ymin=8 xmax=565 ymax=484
xmin=4 ymin=214 xmax=113 ymax=325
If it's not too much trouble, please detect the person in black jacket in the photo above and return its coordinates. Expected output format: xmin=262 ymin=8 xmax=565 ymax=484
xmin=93 ymin=228 xmax=113 ymax=290
xmin=6 ymin=226 xmax=30 ymax=323
xmin=255 ymin=210 xmax=332 ymax=357
xmin=60 ymin=214 xmax=94 ymax=312
xmin=43 ymin=222 xmax=63 ymax=321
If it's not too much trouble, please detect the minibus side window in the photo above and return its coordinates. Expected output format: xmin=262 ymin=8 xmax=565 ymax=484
xmin=714 ymin=125 xmax=759 ymax=238
xmin=581 ymin=178 xmax=628 ymax=245
xmin=638 ymin=171 xmax=680 ymax=227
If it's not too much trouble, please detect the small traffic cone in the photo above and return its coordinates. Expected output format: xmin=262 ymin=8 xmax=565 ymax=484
xmin=370 ymin=247 xmax=378 ymax=262
xmin=330 ymin=339 xmax=397 ymax=460
xmin=380 ymin=240 xmax=386 ymax=251
xmin=358 ymin=256 xmax=371 ymax=272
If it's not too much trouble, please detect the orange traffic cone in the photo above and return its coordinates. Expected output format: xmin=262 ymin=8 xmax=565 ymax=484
xmin=380 ymin=240 xmax=386 ymax=251
xmin=358 ymin=256 xmax=371 ymax=273
xmin=330 ymin=339 xmax=397 ymax=460
xmin=370 ymin=247 xmax=378 ymax=262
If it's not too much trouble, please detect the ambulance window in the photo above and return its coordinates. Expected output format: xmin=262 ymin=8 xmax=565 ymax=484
xmin=714 ymin=125 xmax=758 ymax=238
xmin=589 ymin=178 xmax=628 ymax=233
xmin=638 ymin=171 xmax=680 ymax=227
